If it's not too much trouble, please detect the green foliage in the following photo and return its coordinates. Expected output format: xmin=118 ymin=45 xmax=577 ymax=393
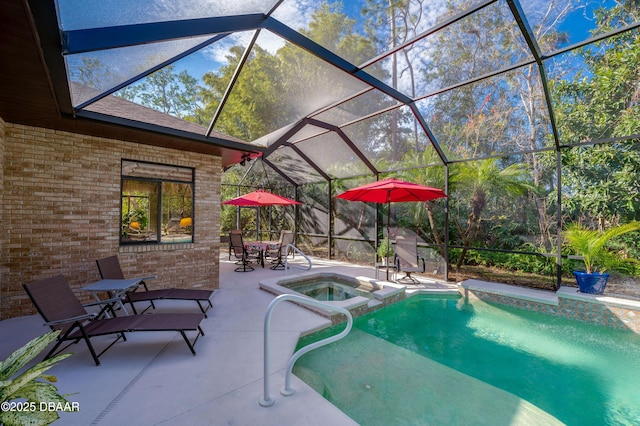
xmin=377 ymin=237 xmax=395 ymax=259
xmin=448 ymin=158 xmax=537 ymax=267
xmin=161 ymin=182 xmax=193 ymax=225
xmin=448 ymin=242 xmax=566 ymax=278
xmin=202 ymin=2 xmax=380 ymax=142
xmin=123 ymin=208 xmax=148 ymax=230
xmin=117 ymin=65 xmax=202 ymax=121
xmin=0 ymin=331 xmax=72 ymax=426
xmin=221 ymin=164 xmax=298 ymax=238
xmin=397 ymin=151 xmax=447 ymax=247
xmin=337 ymin=241 xmax=376 ymax=264
xmin=59 ymin=0 xmax=640 ymax=290
xmin=554 ymin=2 xmax=640 ymax=225
xmin=561 ymin=142 xmax=640 ymax=223
xmin=563 ymin=221 xmax=640 ymax=273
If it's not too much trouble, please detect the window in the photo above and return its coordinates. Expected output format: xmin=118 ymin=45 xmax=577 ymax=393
xmin=121 ymin=160 xmax=194 ymax=244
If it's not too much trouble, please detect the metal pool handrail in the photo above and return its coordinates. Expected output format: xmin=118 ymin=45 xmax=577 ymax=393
xmin=259 ymin=293 xmax=353 ymax=407
xmin=284 ymin=244 xmax=312 ymax=275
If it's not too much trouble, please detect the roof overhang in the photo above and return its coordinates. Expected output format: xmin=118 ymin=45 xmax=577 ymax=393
xmin=0 ymin=0 xmax=260 ymax=167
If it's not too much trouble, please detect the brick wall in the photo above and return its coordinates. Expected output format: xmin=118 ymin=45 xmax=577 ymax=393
xmin=0 ymin=118 xmax=5 ymax=315
xmin=0 ymin=123 xmax=221 ymax=319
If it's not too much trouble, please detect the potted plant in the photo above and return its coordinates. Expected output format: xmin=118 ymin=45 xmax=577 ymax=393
xmin=377 ymin=237 xmax=395 ymax=265
xmin=127 ymin=208 xmax=148 ymax=230
xmin=563 ymin=221 xmax=640 ymax=294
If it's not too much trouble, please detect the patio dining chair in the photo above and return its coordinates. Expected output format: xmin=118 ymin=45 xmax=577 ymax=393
xmin=227 ymin=229 xmax=243 ymax=260
xmin=394 ymin=236 xmax=426 ymax=283
xmin=23 ymin=274 xmax=205 ymax=366
xmin=96 ymin=255 xmax=213 ymax=317
xmin=229 ymin=231 xmax=260 ymax=272
xmin=267 ymin=230 xmax=294 ymax=270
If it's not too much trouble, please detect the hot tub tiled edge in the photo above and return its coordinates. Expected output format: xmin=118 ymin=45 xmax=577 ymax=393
xmin=259 ymin=272 xmax=406 ymax=324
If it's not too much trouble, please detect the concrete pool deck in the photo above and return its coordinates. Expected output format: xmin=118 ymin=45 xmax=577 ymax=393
xmin=0 ymin=255 xmax=457 ymax=425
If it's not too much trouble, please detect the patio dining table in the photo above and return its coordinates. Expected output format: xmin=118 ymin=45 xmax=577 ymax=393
xmin=243 ymin=241 xmax=281 ymax=268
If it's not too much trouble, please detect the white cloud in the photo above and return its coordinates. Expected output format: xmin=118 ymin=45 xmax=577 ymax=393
xmin=199 ymin=0 xmax=319 ymax=66
xmin=201 ymin=32 xmax=254 ymax=65
xmin=270 ymin=0 xmax=316 ymax=32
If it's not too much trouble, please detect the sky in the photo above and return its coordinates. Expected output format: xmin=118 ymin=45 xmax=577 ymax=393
xmin=176 ymin=0 xmax=619 ymax=83
xmin=178 ymin=0 xmax=447 ymax=82
xmin=60 ymin=0 xmax=627 ymax=103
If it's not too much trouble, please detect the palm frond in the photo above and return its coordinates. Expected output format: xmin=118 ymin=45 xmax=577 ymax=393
xmin=563 ymin=221 xmax=640 ymax=273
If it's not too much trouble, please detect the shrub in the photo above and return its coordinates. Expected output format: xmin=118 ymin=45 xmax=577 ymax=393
xmin=0 ymin=331 xmax=73 ymax=426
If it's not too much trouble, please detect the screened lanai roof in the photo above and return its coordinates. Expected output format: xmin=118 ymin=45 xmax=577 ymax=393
xmin=8 ymin=0 xmax=640 ymax=179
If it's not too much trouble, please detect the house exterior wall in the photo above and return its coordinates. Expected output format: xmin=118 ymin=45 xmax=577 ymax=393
xmin=0 ymin=122 xmax=221 ymax=319
xmin=0 ymin=118 xmax=5 ymax=315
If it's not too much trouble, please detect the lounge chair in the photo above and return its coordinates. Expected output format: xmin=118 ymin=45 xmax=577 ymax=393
xmin=394 ymin=236 xmax=426 ymax=283
xmin=23 ymin=274 xmax=204 ymax=366
xmin=229 ymin=231 xmax=260 ymax=272
xmin=267 ymin=230 xmax=294 ymax=270
xmin=96 ymin=256 xmax=213 ymax=317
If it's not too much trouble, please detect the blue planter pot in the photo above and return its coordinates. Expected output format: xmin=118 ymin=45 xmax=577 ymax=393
xmin=573 ymin=271 xmax=609 ymax=294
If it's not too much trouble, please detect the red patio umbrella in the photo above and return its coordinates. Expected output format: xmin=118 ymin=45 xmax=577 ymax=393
xmin=223 ymin=189 xmax=301 ymax=206
xmin=223 ymin=190 xmax=300 ymax=241
xmin=335 ymin=178 xmax=447 ymax=279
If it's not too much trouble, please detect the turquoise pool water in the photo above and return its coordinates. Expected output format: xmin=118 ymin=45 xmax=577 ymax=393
xmin=294 ymin=295 xmax=640 ymax=425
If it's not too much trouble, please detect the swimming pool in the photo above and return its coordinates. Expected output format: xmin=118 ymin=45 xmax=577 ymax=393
xmin=294 ymin=294 xmax=640 ymax=425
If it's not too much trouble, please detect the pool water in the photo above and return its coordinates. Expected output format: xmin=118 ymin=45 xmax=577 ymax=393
xmin=294 ymin=295 xmax=640 ymax=425
xmin=287 ymin=280 xmax=373 ymax=301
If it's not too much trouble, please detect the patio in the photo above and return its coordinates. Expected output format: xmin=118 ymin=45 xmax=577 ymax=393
xmin=0 ymin=254 xmax=456 ymax=425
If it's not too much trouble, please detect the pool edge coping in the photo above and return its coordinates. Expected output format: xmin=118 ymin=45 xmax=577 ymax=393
xmin=461 ymin=279 xmax=640 ymax=333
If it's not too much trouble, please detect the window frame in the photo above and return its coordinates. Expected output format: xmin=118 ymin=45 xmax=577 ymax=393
xmin=120 ymin=159 xmax=195 ymax=245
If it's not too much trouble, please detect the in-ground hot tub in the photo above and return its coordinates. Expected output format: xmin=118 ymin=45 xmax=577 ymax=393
xmin=260 ymin=271 xmax=406 ymax=323
xmin=283 ymin=275 xmax=375 ymax=301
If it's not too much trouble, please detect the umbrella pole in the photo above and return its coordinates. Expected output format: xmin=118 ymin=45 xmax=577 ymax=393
xmin=256 ymin=207 xmax=260 ymax=241
xmin=386 ymin=199 xmax=390 ymax=281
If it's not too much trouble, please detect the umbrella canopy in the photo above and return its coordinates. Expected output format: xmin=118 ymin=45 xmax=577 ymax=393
xmin=335 ymin=178 xmax=446 ymax=204
xmin=335 ymin=178 xmax=446 ymax=280
xmin=223 ymin=189 xmax=301 ymax=206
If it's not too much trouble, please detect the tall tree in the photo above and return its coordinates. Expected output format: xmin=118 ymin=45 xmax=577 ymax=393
xmin=363 ymin=0 xmax=436 ymax=158
xmin=554 ymin=0 xmax=640 ymax=227
xmin=204 ymin=2 xmax=380 ymax=143
xmin=118 ymin=65 xmax=202 ymax=120
xmin=509 ymin=0 xmax=573 ymax=251
xmin=202 ymin=44 xmax=286 ymax=141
